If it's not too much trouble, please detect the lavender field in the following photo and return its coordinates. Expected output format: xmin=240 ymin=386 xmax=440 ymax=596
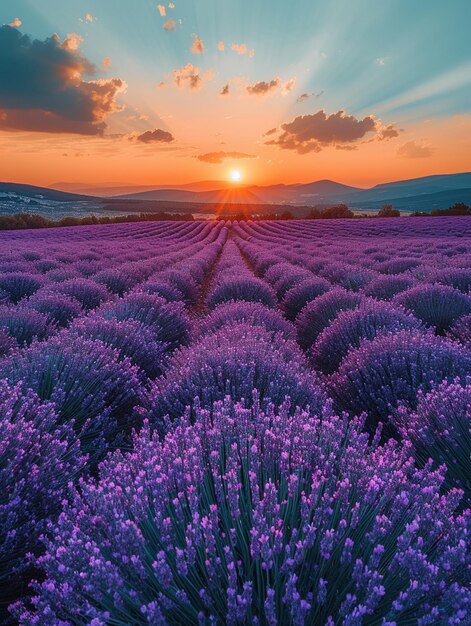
xmin=1 ymin=217 xmax=470 ymax=625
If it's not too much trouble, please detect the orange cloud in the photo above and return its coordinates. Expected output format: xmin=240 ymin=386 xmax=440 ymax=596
xmin=217 ymin=40 xmax=225 ymax=51
xmin=85 ymin=13 xmax=94 ymax=23
xmin=191 ymin=33 xmax=204 ymax=54
xmin=396 ymin=140 xmax=434 ymax=158
xmin=196 ymin=151 xmax=257 ymax=164
xmin=102 ymin=56 xmax=112 ymax=69
xmin=172 ymin=63 xmax=213 ymax=91
xmin=246 ymin=76 xmax=295 ymax=96
xmin=220 ymin=83 xmax=230 ymax=96
xmin=157 ymin=5 xmax=166 ymax=16
xmin=61 ymin=32 xmax=83 ymax=51
xmin=163 ymin=18 xmax=176 ymax=31
xmin=231 ymin=42 xmax=247 ymax=55
xmin=8 ymin=18 xmax=22 ymax=28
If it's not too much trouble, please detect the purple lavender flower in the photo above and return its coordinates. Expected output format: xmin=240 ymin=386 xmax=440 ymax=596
xmin=197 ymin=301 xmax=295 ymax=340
xmin=394 ymin=284 xmax=471 ymax=334
xmin=330 ymin=329 xmax=471 ymax=430
xmin=282 ymin=278 xmax=331 ymax=321
xmin=296 ymin=289 xmax=362 ymax=350
xmin=0 ymin=335 xmax=145 ymax=460
xmin=14 ymin=399 xmax=470 ymax=624
xmin=148 ymin=323 xmax=326 ymax=426
xmin=99 ymin=292 xmax=190 ymax=353
xmin=0 ymin=381 xmax=84 ymax=618
xmin=0 ymin=273 xmax=44 ymax=303
xmin=311 ymin=300 xmax=424 ymax=374
xmin=395 ymin=378 xmax=471 ymax=501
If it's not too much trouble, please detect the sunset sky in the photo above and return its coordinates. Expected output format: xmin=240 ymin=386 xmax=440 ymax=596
xmin=1 ymin=0 xmax=470 ymax=189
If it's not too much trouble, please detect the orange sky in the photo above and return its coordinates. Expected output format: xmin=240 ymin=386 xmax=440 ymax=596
xmin=1 ymin=1 xmax=471 ymax=190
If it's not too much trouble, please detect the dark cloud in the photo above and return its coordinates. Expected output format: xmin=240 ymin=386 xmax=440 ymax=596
xmin=246 ymin=77 xmax=295 ymax=96
xmin=136 ymin=128 xmax=175 ymax=143
xmin=296 ymin=90 xmax=323 ymax=103
xmin=0 ymin=26 xmax=125 ymax=135
xmin=265 ymin=109 xmax=385 ymax=153
xmin=377 ymin=123 xmax=400 ymax=141
xmin=246 ymin=77 xmax=280 ymax=95
xmin=196 ymin=151 xmax=256 ymax=164
xmin=220 ymin=83 xmax=230 ymax=96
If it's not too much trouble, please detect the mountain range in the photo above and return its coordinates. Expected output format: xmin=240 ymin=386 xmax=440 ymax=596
xmin=1 ymin=172 xmax=471 ymax=216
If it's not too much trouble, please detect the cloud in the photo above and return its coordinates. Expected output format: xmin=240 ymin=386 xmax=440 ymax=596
xmin=281 ymin=78 xmax=296 ymax=95
xmin=246 ymin=77 xmax=280 ymax=95
xmin=85 ymin=13 xmax=94 ymax=23
xmin=249 ymin=49 xmax=254 ymax=58
xmin=168 ymin=2 xmax=175 ymax=7
xmin=296 ymin=90 xmax=323 ymax=103
xmin=217 ymin=40 xmax=225 ymax=51
xmin=375 ymin=57 xmax=386 ymax=66
xmin=220 ymin=83 xmax=230 ymax=96
xmin=396 ymin=140 xmax=434 ymax=158
xmin=191 ymin=33 xmax=204 ymax=54
xmin=172 ymin=63 xmax=213 ymax=91
xmin=0 ymin=26 xmax=125 ymax=135
xmin=246 ymin=76 xmax=295 ymax=96
xmin=102 ymin=56 xmax=112 ymax=69
xmin=157 ymin=4 xmax=166 ymax=16
xmin=231 ymin=43 xmax=247 ymax=55
xmin=62 ymin=32 xmax=83 ymax=51
xmin=265 ymin=109 xmax=381 ymax=153
xmin=136 ymin=128 xmax=175 ymax=143
xmin=157 ymin=80 xmax=167 ymax=89
xmin=163 ymin=18 xmax=176 ymax=31
xmin=376 ymin=123 xmax=400 ymax=141
xmin=8 ymin=18 xmax=22 ymax=28
xmin=196 ymin=151 xmax=257 ymax=164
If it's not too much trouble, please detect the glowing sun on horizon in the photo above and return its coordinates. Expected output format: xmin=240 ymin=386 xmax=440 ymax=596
xmin=230 ymin=169 xmax=242 ymax=182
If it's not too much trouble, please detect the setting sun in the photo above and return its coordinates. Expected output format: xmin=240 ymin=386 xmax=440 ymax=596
xmin=230 ymin=169 xmax=242 ymax=182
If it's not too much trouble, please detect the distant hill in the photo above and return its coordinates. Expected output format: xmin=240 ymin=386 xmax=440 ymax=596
xmin=115 ymin=173 xmax=471 ymax=210
xmin=2 ymin=172 xmax=471 ymax=217
xmin=0 ymin=182 xmax=96 ymax=202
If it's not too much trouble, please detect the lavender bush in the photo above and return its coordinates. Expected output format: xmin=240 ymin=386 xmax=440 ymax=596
xmin=0 ymin=306 xmax=54 ymax=346
xmin=24 ymin=291 xmax=83 ymax=327
xmin=330 ymin=329 xmax=471 ymax=430
xmin=296 ymin=289 xmax=362 ymax=350
xmin=311 ymin=300 xmax=424 ymax=374
xmin=99 ymin=292 xmax=190 ymax=353
xmin=149 ymin=323 xmax=326 ymax=426
xmin=394 ymin=284 xmax=471 ymax=333
xmin=207 ymin=277 xmax=277 ymax=310
xmin=15 ymin=399 xmax=470 ymax=624
xmin=395 ymin=378 xmax=471 ymax=501
xmin=69 ymin=317 xmax=168 ymax=379
xmin=197 ymin=301 xmax=295 ymax=340
xmin=49 ymin=278 xmax=111 ymax=310
xmin=0 ymin=273 xmax=44 ymax=303
xmin=0 ymin=381 xmax=83 ymax=617
xmin=282 ymin=278 xmax=331 ymax=321
xmin=0 ymin=335 xmax=144 ymax=460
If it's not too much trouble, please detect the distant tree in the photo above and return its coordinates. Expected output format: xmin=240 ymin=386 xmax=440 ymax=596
xmin=322 ymin=204 xmax=354 ymax=219
xmin=377 ymin=204 xmax=400 ymax=218
xmin=280 ymin=210 xmax=294 ymax=220
xmin=431 ymin=202 xmax=471 ymax=217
